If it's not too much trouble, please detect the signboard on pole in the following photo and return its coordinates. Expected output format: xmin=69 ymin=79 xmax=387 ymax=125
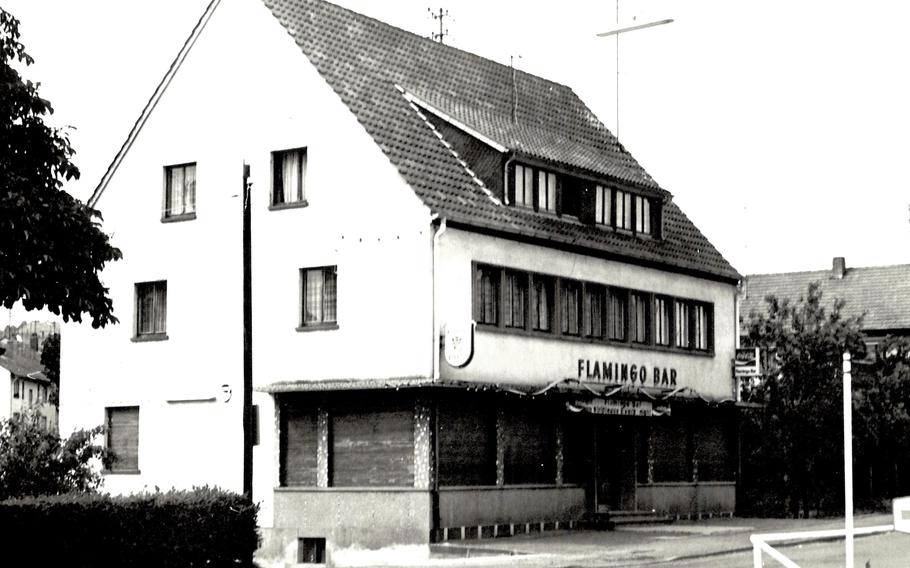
xmin=734 ymin=347 xmax=761 ymax=377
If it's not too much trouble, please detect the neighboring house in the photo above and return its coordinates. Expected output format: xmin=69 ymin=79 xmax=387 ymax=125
xmin=0 ymin=346 xmax=57 ymax=432
xmin=740 ymin=257 xmax=910 ymax=356
xmin=61 ymin=0 xmax=741 ymax=564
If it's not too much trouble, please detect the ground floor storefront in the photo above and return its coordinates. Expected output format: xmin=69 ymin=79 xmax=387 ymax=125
xmin=260 ymin=383 xmax=738 ymax=563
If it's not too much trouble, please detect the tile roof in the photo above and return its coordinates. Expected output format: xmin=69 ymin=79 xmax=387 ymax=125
xmin=261 ymin=0 xmax=740 ymax=283
xmin=741 ymin=263 xmax=910 ymax=332
xmin=0 ymin=354 xmax=47 ymax=381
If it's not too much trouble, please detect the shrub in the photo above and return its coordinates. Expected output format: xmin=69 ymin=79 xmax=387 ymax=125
xmin=0 ymin=487 xmax=259 ymax=567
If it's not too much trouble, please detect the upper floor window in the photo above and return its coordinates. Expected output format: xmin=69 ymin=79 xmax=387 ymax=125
xmin=300 ymin=266 xmax=337 ymax=328
xmin=530 ymin=275 xmax=554 ymax=332
xmin=12 ymin=379 xmax=19 ymax=399
xmin=655 ymin=296 xmax=671 ymax=346
xmin=503 ymin=270 xmax=527 ymax=329
xmin=615 ymin=190 xmax=633 ymax=230
xmin=583 ymin=284 xmax=605 ymax=339
xmin=163 ymin=163 xmax=196 ymax=220
xmin=635 ymin=195 xmax=651 ymax=235
xmin=694 ymin=304 xmax=711 ymax=351
xmin=513 ymin=165 xmax=534 ymax=209
xmin=608 ymin=288 xmax=627 ymax=341
xmin=630 ymin=291 xmax=649 ymax=344
xmin=135 ymin=281 xmax=167 ymax=340
xmin=675 ymin=301 xmax=690 ymax=349
xmin=475 ymin=264 xmax=500 ymax=326
xmin=595 ymin=185 xmax=611 ymax=226
xmin=537 ymin=170 xmax=557 ymax=213
xmin=559 ymin=280 xmax=582 ymax=336
xmin=273 ymin=148 xmax=307 ymax=207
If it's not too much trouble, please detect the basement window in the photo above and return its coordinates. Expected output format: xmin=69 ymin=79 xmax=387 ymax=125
xmin=298 ymin=537 xmax=326 ymax=564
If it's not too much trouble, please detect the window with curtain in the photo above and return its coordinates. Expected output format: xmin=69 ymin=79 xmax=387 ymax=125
xmin=559 ymin=279 xmax=581 ymax=335
xmin=537 ymin=169 xmax=557 ymax=213
xmin=300 ymin=267 xmax=337 ymax=327
xmin=675 ymin=301 xmax=691 ymax=348
xmin=135 ymin=281 xmax=167 ymax=338
xmin=630 ymin=291 xmax=649 ymax=344
xmin=583 ymin=284 xmax=605 ymax=338
xmin=106 ymin=406 xmax=139 ymax=472
xmin=513 ymin=164 xmax=534 ymax=209
xmin=163 ymin=163 xmax=196 ymax=219
xmin=503 ymin=270 xmax=527 ymax=329
xmin=694 ymin=304 xmax=711 ymax=351
xmin=655 ymin=296 xmax=671 ymax=346
xmin=609 ymin=288 xmax=627 ymax=341
xmin=475 ymin=265 xmax=500 ymax=326
xmin=615 ymin=190 xmax=633 ymax=230
xmin=594 ymin=185 xmax=611 ymax=225
xmin=635 ymin=195 xmax=651 ymax=234
xmin=273 ymin=148 xmax=307 ymax=206
xmin=530 ymin=275 xmax=553 ymax=332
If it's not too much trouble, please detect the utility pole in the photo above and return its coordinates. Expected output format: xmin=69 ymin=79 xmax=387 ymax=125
xmin=596 ymin=1 xmax=673 ymax=138
xmin=242 ymin=163 xmax=253 ymax=499
xmin=428 ymin=7 xmax=450 ymax=43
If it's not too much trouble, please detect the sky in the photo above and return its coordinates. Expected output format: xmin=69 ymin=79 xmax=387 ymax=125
xmin=3 ymin=0 xmax=910 ymax=322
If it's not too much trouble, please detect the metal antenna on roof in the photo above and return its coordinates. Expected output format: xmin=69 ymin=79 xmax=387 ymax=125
xmin=510 ymin=55 xmax=522 ymax=123
xmin=428 ymin=7 xmax=450 ymax=44
xmin=596 ymin=1 xmax=673 ymax=138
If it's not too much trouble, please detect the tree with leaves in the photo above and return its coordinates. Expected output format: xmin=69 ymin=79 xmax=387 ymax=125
xmin=740 ymin=282 xmax=866 ymax=517
xmin=1 ymin=9 xmax=121 ymax=327
xmin=853 ymin=336 xmax=910 ymax=504
xmin=0 ymin=411 xmax=109 ymax=500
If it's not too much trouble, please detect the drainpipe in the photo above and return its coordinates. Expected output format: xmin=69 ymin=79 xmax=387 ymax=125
xmin=502 ymin=153 xmax=516 ymax=206
xmin=432 ymin=216 xmax=447 ymax=380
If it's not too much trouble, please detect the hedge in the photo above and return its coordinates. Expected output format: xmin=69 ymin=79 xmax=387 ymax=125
xmin=0 ymin=487 xmax=259 ymax=567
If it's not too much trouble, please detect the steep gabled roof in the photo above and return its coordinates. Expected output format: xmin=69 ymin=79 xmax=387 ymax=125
xmin=91 ymin=0 xmax=740 ymax=283
xmin=741 ymin=263 xmax=910 ymax=332
xmin=0 ymin=354 xmax=47 ymax=382
xmin=262 ymin=0 xmax=739 ymax=282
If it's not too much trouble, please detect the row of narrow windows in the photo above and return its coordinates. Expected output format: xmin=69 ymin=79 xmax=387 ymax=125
xmin=512 ymin=164 xmax=657 ymax=236
xmin=476 ymin=263 xmax=713 ymax=352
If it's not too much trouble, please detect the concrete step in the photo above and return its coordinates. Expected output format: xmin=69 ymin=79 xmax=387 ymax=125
xmin=584 ymin=510 xmax=674 ymax=530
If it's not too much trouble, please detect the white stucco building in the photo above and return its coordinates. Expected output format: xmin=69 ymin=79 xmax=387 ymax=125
xmin=61 ymin=0 xmax=742 ymax=565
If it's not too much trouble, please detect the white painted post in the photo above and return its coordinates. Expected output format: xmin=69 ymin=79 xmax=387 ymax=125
xmin=843 ymin=351 xmax=854 ymax=568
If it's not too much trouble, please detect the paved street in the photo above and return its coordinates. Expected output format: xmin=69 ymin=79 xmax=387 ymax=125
xmin=676 ymin=532 xmax=910 ymax=568
xmin=358 ymin=514 xmax=899 ymax=568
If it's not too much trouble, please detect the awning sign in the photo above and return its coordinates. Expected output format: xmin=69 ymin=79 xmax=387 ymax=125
xmin=566 ymin=399 xmax=657 ymax=417
xmin=734 ymin=347 xmax=761 ymax=377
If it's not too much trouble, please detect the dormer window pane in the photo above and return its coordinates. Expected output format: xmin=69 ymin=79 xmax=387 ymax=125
xmin=595 ymin=185 xmax=611 ymax=225
xmin=616 ymin=190 xmax=632 ymax=230
xmin=514 ymin=165 xmax=534 ymax=208
xmin=537 ymin=171 xmax=556 ymax=213
xmin=636 ymin=196 xmax=651 ymax=234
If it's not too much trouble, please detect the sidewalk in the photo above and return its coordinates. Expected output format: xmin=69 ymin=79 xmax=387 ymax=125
xmin=359 ymin=513 xmax=894 ymax=568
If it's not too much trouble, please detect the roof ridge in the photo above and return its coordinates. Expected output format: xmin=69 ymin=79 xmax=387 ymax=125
xmin=747 ymin=263 xmax=910 ymax=278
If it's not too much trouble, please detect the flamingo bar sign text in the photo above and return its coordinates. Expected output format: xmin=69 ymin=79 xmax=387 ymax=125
xmin=576 ymin=358 xmax=678 ymax=387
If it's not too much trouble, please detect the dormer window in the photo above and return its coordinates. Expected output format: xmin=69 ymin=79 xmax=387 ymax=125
xmin=537 ymin=170 xmax=557 ymax=213
xmin=615 ymin=190 xmax=633 ymax=230
xmin=635 ymin=195 xmax=651 ymax=235
xmin=513 ymin=165 xmax=534 ymax=209
xmin=509 ymin=162 xmax=660 ymax=238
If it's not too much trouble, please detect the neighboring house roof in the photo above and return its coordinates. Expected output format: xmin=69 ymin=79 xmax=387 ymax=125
xmin=741 ymin=261 xmax=910 ymax=332
xmin=0 ymin=354 xmax=48 ymax=383
xmin=92 ymin=0 xmax=740 ymax=283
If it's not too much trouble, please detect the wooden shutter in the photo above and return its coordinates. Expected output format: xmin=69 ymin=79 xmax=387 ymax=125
xmin=107 ymin=407 xmax=139 ymax=471
xmin=281 ymin=406 xmax=318 ymax=486
xmin=437 ymin=401 xmax=496 ymax=486
xmin=502 ymin=406 xmax=555 ymax=484
xmin=331 ymin=408 xmax=414 ymax=487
